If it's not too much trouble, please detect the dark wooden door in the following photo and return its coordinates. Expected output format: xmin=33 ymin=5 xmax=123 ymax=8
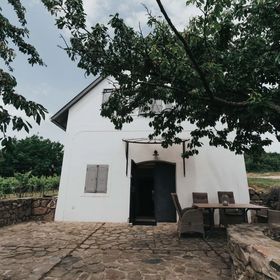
xmin=154 ymin=162 xmax=176 ymax=222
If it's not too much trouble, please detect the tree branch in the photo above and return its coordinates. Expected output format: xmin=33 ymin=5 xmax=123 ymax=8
xmin=266 ymin=101 xmax=280 ymax=114
xmin=213 ymin=97 xmax=249 ymax=107
xmin=156 ymin=0 xmax=213 ymax=98
xmin=136 ymin=80 xmax=280 ymax=114
xmin=135 ymin=80 xmax=252 ymax=107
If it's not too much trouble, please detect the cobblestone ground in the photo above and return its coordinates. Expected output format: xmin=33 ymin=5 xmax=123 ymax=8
xmin=0 ymin=222 xmax=232 ymax=280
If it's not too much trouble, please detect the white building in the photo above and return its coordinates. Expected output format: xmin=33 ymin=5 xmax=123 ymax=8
xmin=52 ymin=77 xmax=249 ymax=225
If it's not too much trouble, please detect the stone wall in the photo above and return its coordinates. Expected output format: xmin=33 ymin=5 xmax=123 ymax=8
xmin=228 ymin=224 xmax=280 ymax=280
xmin=32 ymin=197 xmax=57 ymax=221
xmin=249 ymin=188 xmax=265 ymax=205
xmin=0 ymin=198 xmax=32 ymax=227
xmin=0 ymin=197 xmax=57 ymax=227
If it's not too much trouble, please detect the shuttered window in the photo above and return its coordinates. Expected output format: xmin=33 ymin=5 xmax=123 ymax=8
xmin=139 ymin=100 xmax=163 ymax=115
xmin=102 ymin=89 xmax=114 ymax=104
xmin=151 ymin=100 xmax=163 ymax=114
xmin=84 ymin=165 xmax=109 ymax=193
xmin=164 ymin=102 xmax=174 ymax=110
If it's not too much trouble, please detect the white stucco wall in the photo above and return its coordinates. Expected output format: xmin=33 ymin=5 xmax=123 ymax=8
xmin=55 ymin=78 xmax=249 ymax=224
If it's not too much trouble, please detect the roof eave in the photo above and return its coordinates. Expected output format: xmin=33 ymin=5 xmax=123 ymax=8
xmin=51 ymin=76 xmax=105 ymax=130
xmin=51 ymin=117 xmax=67 ymax=131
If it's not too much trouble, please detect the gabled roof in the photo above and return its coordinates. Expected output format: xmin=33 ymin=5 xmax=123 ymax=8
xmin=51 ymin=76 xmax=104 ymax=130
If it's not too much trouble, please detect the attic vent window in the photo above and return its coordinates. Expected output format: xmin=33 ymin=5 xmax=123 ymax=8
xmin=139 ymin=100 xmax=168 ymax=115
xmin=102 ymin=89 xmax=114 ymax=104
xmin=151 ymin=100 xmax=163 ymax=114
xmin=84 ymin=164 xmax=109 ymax=193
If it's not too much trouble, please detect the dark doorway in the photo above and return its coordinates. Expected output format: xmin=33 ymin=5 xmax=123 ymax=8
xmin=129 ymin=161 xmax=176 ymax=225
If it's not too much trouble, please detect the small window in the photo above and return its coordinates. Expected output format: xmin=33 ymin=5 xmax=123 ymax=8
xmin=84 ymin=164 xmax=109 ymax=193
xmin=102 ymin=89 xmax=114 ymax=104
xmin=139 ymin=100 xmax=163 ymax=115
xmin=151 ymin=100 xmax=163 ymax=114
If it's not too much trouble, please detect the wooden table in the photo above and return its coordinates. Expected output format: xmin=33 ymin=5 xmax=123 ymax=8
xmin=192 ymin=203 xmax=268 ymax=227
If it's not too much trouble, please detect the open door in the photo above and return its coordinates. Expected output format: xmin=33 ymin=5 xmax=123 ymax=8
xmin=129 ymin=161 xmax=176 ymax=225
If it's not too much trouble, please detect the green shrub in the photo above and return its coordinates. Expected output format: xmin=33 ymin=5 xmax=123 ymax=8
xmin=264 ymin=187 xmax=280 ymax=210
xmin=0 ymin=174 xmax=60 ymax=198
xmin=28 ymin=175 xmax=44 ymax=193
xmin=14 ymin=172 xmax=32 ymax=195
xmin=0 ymin=177 xmax=19 ymax=196
xmin=44 ymin=176 xmax=60 ymax=192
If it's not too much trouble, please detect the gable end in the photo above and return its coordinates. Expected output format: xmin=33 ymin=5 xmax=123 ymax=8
xmin=51 ymin=76 xmax=104 ymax=130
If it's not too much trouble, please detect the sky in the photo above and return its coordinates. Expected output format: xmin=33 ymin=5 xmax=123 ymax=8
xmin=2 ymin=0 xmax=280 ymax=152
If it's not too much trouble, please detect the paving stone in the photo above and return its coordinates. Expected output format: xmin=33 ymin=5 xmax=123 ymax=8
xmin=127 ymin=271 xmax=142 ymax=280
xmin=75 ymin=272 xmax=90 ymax=280
xmin=105 ymin=269 xmax=126 ymax=279
xmin=0 ymin=222 xmax=232 ymax=280
xmin=87 ymin=263 xmax=106 ymax=273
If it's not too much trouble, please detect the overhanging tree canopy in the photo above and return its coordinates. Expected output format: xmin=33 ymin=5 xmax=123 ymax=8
xmin=0 ymin=1 xmax=47 ymax=145
xmin=41 ymin=1 xmax=280 ymax=155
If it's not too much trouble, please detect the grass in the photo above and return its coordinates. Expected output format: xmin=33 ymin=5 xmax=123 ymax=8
xmin=247 ymin=171 xmax=280 ymax=192
xmin=247 ymin=172 xmax=280 ymax=178
xmin=248 ymin=177 xmax=280 ymax=189
xmin=0 ymin=190 xmax=58 ymax=200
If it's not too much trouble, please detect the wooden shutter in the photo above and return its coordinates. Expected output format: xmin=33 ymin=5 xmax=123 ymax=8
xmin=164 ymin=102 xmax=173 ymax=110
xmin=97 ymin=165 xmax=108 ymax=193
xmin=84 ymin=165 xmax=98 ymax=193
xmin=151 ymin=100 xmax=163 ymax=114
xmin=102 ymin=89 xmax=114 ymax=104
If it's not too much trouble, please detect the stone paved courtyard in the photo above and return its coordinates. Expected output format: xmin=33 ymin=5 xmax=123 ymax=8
xmin=0 ymin=222 xmax=232 ymax=280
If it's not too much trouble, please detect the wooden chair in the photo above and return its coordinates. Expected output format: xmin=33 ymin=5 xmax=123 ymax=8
xmin=171 ymin=193 xmax=205 ymax=238
xmin=192 ymin=192 xmax=212 ymax=227
xmin=256 ymin=208 xmax=268 ymax=223
xmin=268 ymin=209 xmax=280 ymax=224
xmin=217 ymin=191 xmax=245 ymax=226
xmin=268 ymin=209 xmax=280 ymax=239
xmin=192 ymin=192 xmax=208 ymax=203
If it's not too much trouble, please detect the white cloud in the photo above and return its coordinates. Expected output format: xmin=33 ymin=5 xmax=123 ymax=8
xmin=83 ymin=0 xmax=199 ymax=30
xmin=51 ymin=1 xmax=200 ymax=40
xmin=26 ymin=82 xmax=56 ymax=98
xmin=83 ymin=0 xmax=112 ymax=26
xmin=264 ymin=133 xmax=280 ymax=153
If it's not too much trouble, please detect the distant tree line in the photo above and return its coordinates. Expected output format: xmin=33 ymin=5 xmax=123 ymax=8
xmin=0 ymin=135 xmax=63 ymax=177
xmin=0 ymin=136 xmax=63 ymax=198
xmin=245 ymin=151 xmax=280 ymax=173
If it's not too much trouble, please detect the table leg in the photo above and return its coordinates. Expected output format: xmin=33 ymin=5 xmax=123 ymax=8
xmin=244 ymin=209 xmax=249 ymax=223
xmin=208 ymin=208 xmax=215 ymax=228
xmin=205 ymin=209 xmax=217 ymax=239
